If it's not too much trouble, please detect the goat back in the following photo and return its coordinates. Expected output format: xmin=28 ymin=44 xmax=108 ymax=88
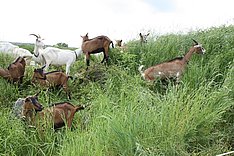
xmin=82 ymin=35 xmax=112 ymax=52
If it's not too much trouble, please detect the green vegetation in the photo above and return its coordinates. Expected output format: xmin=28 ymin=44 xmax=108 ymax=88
xmin=18 ymin=44 xmax=34 ymax=53
xmin=0 ymin=25 xmax=233 ymax=156
xmin=54 ymin=42 xmax=69 ymax=48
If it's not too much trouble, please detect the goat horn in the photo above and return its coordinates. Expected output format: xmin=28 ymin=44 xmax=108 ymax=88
xmin=30 ymin=34 xmax=39 ymax=39
xmin=35 ymin=91 xmax=41 ymax=97
xmin=192 ymin=39 xmax=198 ymax=45
xmin=41 ymin=65 xmax=46 ymax=70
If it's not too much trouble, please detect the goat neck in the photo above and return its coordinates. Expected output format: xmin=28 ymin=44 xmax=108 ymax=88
xmin=182 ymin=46 xmax=197 ymax=63
xmin=82 ymin=38 xmax=90 ymax=43
xmin=32 ymin=42 xmax=38 ymax=57
xmin=33 ymin=41 xmax=44 ymax=57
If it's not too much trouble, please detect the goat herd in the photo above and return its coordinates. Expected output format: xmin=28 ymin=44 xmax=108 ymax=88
xmin=0 ymin=33 xmax=205 ymax=130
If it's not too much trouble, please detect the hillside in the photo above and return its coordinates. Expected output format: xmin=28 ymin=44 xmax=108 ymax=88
xmin=0 ymin=25 xmax=233 ymax=156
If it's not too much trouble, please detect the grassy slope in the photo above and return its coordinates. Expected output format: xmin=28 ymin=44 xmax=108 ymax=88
xmin=0 ymin=25 xmax=233 ymax=156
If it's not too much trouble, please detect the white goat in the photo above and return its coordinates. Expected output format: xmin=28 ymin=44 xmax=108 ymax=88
xmin=0 ymin=41 xmax=33 ymax=58
xmin=30 ymin=34 xmax=83 ymax=75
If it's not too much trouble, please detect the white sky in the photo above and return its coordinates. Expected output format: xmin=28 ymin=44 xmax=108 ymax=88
xmin=0 ymin=0 xmax=233 ymax=47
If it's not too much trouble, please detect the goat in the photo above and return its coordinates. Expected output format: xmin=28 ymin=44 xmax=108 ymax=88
xmin=30 ymin=34 xmax=83 ymax=75
xmin=32 ymin=66 xmax=72 ymax=99
xmin=0 ymin=41 xmax=33 ymax=64
xmin=0 ymin=68 xmax=11 ymax=81
xmin=115 ymin=39 xmax=123 ymax=47
xmin=0 ymin=56 xmax=26 ymax=83
xmin=29 ymin=34 xmax=45 ymax=65
xmin=19 ymin=93 xmax=85 ymax=129
xmin=138 ymin=39 xmax=206 ymax=82
xmin=81 ymin=33 xmax=114 ymax=69
xmin=39 ymin=102 xmax=85 ymax=129
xmin=139 ymin=33 xmax=150 ymax=46
xmin=115 ymin=39 xmax=128 ymax=52
xmin=0 ymin=42 xmax=17 ymax=53
xmin=13 ymin=93 xmax=43 ymax=123
xmin=8 ymin=56 xmax=26 ymax=83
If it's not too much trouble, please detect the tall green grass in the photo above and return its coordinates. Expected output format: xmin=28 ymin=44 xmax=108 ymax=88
xmin=0 ymin=25 xmax=233 ymax=155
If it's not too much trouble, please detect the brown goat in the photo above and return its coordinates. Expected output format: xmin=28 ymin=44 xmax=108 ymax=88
xmin=8 ymin=56 xmax=26 ymax=83
xmin=81 ymin=33 xmax=114 ymax=69
xmin=138 ymin=39 xmax=206 ymax=82
xmin=0 ymin=56 xmax=26 ymax=83
xmin=32 ymin=66 xmax=71 ymax=99
xmin=139 ymin=33 xmax=150 ymax=46
xmin=115 ymin=39 xmax=128 ymax=52
xmin=0 ymin=68 xmax=11 ymax=81
xmin=21 ymin=94 xmax=85 ymax=129
xmin=40 ymin=102 xmax=85 ymax=129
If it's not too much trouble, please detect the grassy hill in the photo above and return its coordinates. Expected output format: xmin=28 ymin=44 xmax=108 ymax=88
xmin=0 ymin=25 xmax=233 ymax=156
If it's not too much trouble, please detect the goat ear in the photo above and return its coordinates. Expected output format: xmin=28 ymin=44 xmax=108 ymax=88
xmin=192 ymin=39 xmax=198 ymax=45
xmin=139 ymin=33 xmax=142 ymax=36
xmin=86 ymin=33 xmax=88 ymax=36
xmin=25 ymin=97 xmax=31 ymax=103
xmin=7 ymin=65 xmax=11 ymax=70
xmin=147 ymin=33 xmax=150 ymax=36
xmin=120 ymin=40 xmax=122 ymax=42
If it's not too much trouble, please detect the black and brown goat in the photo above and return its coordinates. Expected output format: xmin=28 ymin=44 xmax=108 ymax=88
xmin=0 ymin=56 xmax=26 ymax=83
xmin=32 ymin=66 xmax=71 ymax=99
xmin=138 ymin=39 xmax=206 ymax=82
xmin=81 ymin=33 xmax=114 ymax=69
xmin=20 ymin=93 xmax=44 ymax=124
xmin=19 ymin=93 xmax=85 ymax=129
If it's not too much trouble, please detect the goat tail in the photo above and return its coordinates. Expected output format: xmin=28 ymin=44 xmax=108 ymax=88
xmin=138 ymin=65 xmax=145 ymax=78
xmin=138 ymin=65 xmax=144 ymax=74
xmin=110 ymin=41 xmax=114 ymax=48
xmin=75 ymin=105 xmax=86 ymax=112
xmin=68 ymin=76 xmax=73 ymax=80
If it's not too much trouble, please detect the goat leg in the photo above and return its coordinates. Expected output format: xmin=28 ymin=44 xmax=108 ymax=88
xmin=105 ymin=55 xmax=109 ymax=64
xmin=101 ymin=54 xmax=105 ymax=63
xmin=68 ymin=92 xmax=71 ymax=100
xmin=85 ymin=53 xmax=90 ymax=68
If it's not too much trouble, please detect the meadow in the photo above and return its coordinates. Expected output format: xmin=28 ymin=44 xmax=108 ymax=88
xmin=0 ymin=25 xmax=233 ymax=156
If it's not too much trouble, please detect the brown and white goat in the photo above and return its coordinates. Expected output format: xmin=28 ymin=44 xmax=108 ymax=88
xmin=81 ymin=33 xmax=114 ymax=69
xmin=0 ymin=56 xmax=26 ymax=83
xmin=21 ymin=94 xmax=85 ymax=129
xmin=32 ymin=66 xmax=71 ymax=99
xmin=138 ymin=39 xmax=206 ymax=82
xmin=139 ymin=33 xmax=150 ymax=46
